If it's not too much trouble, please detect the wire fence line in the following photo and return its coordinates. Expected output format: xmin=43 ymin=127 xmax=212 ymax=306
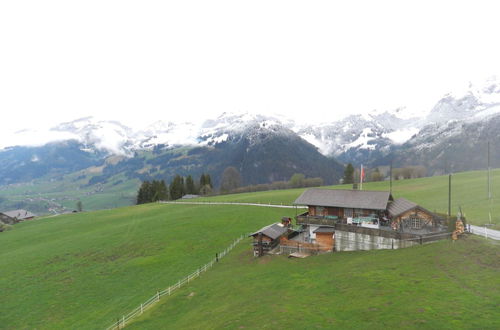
xmin=105 ymin=234 xmax=247 ymax=330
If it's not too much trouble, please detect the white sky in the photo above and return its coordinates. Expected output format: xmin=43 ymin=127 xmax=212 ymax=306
xmin=1 ymin=0 xmax=500 ymax=137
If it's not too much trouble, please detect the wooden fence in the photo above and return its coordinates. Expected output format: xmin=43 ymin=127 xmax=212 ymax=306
xmin=105 ymin=234 xmax=246 ymax=330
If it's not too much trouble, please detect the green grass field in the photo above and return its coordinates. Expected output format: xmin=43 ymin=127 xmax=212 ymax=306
xmin=1 ymin=169 xmax=499 ymax=329
xmin=129 ymin=236 xmax=500 ymax=329
xmin=0 ymin=203 xmax=294 ymax=329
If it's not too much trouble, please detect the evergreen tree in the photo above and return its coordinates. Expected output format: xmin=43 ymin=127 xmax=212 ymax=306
xmin=169 ymin=175 xmax=185 ymax=200
xmin=199 ymin=173 xmax=213 ymax=195
xmin=137 ymin=180 xmax=168 ymax=204
xmin=205 ymin=174 xmax=212 ymax=188
xmin=137 ymin=181 xmax=152 ymax=204
xmin=343 ymin=163 xmax=354 ymax=184
xmin=185 ymin=175 xmax=196 ymax=194
xmin=200 ymin=173 xmax=206 ymax=187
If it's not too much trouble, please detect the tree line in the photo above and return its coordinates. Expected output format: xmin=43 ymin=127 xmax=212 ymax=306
xmin=136 ymin=166 xmax=329 ymax=204
xmin=342 ymin=163 xmax=428 ymax=184
xmin=136 ymin=173 xmax=213 ymax=204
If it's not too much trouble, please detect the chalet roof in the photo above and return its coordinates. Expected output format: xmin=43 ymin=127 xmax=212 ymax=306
xmin=387 ymin=198 xmax=418 ymax=217
xmin=2 ymin=209 xmax=36 ymax=220
xmin=250 ymin=223 xmax=288 ymax=240
xmin=313 ymin=226 xmax=335 ymax=233
xmin=294 ymin=188 xmax=392 ymax=210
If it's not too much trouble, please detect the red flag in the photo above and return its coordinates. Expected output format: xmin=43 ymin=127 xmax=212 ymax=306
xmin=360 ymin=165 xmax=365 ymax=182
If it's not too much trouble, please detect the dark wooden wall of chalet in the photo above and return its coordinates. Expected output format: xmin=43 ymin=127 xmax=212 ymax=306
xmin=308 ymin=206 xmax=343 ymax=217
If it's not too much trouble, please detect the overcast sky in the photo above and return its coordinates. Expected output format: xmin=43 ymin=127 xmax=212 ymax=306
xmin=1 ymin=0 xmax=500 ymax=136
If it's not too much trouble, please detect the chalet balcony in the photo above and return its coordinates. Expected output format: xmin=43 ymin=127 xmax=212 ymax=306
xmin=295 ymin=212 xmax=339 ymax=226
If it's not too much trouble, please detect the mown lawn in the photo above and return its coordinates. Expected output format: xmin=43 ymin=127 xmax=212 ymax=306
xmin=0 ymin=203 xmax=294 ymax=329
xmin=129 ymin=236 xmax=500 ymax=329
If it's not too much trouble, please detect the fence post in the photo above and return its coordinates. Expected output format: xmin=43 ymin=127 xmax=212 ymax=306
xmin=168 ymin=286 xmax=171 ymax=295
xmin=122 ymin=315 xmax=125 ymax=328
xmin=141 ymin=303 xmax=143 ymax=314
xmin=157 ymin=290 xmax=160 ymax=302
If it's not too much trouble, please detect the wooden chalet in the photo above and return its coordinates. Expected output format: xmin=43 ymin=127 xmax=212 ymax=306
xmin=294 ymin=188 xmax=443 ymax=234
xmin=295 ymin=188 xmax=393 ymax=227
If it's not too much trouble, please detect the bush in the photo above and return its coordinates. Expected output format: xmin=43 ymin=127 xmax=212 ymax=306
xmin=0 ymin=223 xmax=13 ymax=232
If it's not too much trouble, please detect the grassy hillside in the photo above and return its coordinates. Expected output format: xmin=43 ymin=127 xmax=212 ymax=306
xmin=196 ymin=168 xmax=500 ymax=229
xmin=0 ymin=203 xmax=294 ymax=329
xmin=129 ymin=236 xmax=500 ymax=329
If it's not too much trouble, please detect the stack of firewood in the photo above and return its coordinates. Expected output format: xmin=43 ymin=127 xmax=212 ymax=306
xmin=452 ymin=219 xmax=465 ymax=240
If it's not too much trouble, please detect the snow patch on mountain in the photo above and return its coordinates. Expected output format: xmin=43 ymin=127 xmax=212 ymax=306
xmin=345 ymin=128 xmax=377 ymax=151
xmin=383 ymin=127 xmax=420 ymax=144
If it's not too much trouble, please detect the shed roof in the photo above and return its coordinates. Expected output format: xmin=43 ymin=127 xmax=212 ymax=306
xmin=2 ymin=209 xmax=36 ymax=220
xmin=294 ymin=188 xmax=392 ymax=210
xmin=250 ymin=223 xmax=288 ymax=240
xmin=387 ymin=198 xmax=418 ymax=217
xmin=313 ymin=226 xmax=335 ymax=233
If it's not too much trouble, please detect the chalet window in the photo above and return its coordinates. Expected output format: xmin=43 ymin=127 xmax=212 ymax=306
xmin=344 ymin=208 xmax=353 ymax=218
xmin=354 ymin=208 xmax=363 ymax=217
xmin=316 ymin=206 xmax=325 ymax=215
xmin=409 ymin=216 xmax=423 ymax=229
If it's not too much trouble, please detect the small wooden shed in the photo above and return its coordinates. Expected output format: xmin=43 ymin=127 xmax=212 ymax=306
xmin=250 ymin=223 xmax=288 ymax=256
xmin=313 ymin=227 xmax=335 ymax=251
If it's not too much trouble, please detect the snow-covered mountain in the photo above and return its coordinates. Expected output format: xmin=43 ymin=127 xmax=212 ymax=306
xmin=2 ymin=77 xmax=500 ymax=172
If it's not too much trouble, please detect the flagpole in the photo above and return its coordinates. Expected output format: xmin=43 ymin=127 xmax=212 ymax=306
xmin=360 ymin=164 xmax=363 ymax=190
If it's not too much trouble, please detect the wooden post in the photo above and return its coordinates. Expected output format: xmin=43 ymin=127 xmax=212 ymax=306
xmin=448 ymin=174 xmax=452 ymax=217
xmin=216 ymin=252 xmax=218 ymax=262
xmin=168 ymin=286 xmax=171 ymax=295
xmin=157 ymin=290 xmax=160 ymax=302
xmin=122 ymin=315 xmax=125 ymax=328
xmin=141 ymin=303 xmax=143 ymax=314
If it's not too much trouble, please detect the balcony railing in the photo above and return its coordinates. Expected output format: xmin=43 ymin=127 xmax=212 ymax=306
xmin=296 ymin=212 xmax=340 ymax=226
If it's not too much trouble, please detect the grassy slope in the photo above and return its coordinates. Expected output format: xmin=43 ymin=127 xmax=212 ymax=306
xmin=129 ymin=236 xmax=500 ymax=330
xmin=0 ymin=172 xmax=140 ymax=214
xmin=0 ymin=204 xmax=294 ymax=329
xmin=196 ymin=169 xmax=500 ymax=229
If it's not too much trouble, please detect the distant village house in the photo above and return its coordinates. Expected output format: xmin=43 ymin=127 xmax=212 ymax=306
xmin=0 ymin=209 xmax=37 ymax=224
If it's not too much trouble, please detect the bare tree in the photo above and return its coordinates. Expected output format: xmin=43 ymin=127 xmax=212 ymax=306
xmin=220 ymin=167 xmax=242 ymax=193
